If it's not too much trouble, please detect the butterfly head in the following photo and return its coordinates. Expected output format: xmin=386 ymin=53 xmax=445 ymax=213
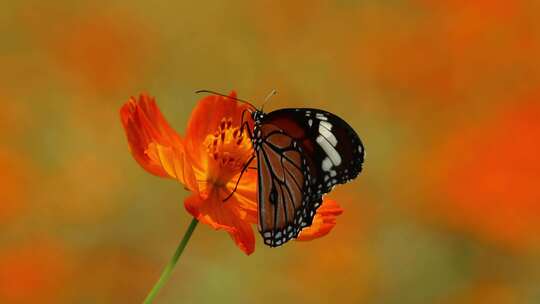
xmin=251 ymin=110 xmax=265 ymax=123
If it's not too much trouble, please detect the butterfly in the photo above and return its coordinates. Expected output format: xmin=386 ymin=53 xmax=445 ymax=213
xmin=197 ymin=90 xmax=365 ymax=247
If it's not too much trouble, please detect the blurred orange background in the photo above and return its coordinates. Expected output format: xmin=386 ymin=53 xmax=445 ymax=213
xmin=2 ymin=1 xmax=540 ymax=303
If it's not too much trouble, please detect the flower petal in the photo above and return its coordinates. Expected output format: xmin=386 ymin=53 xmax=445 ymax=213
xmin=296 ymin=198 xmax=344 ymax=241
xmin=228 ymin=218 xmax=255 ymax=255
xmin=184 ymin=193 xmax=256 ymax=255
xmin=120 ymin=93 xmax=197 ymax=191
xmin=226 ymin=171 xmax=258 ymax=224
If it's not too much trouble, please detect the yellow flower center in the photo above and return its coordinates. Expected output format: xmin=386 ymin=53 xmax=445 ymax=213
xmin=203 ymin=117 xmax=253 ymax=188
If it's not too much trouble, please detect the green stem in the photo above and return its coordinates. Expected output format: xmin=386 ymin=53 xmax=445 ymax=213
xmin=143 ymin=218 xmax=199 ymax=304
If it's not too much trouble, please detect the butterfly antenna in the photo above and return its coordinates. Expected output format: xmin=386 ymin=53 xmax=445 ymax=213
xmin=195 ymin=89 xmax=256 ymax=110
xmin=260 ymin=89 xmax=277 ymax=112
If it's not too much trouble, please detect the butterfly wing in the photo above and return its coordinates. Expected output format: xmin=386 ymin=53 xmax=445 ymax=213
xmin=256 ymin=123 xmax=310 ymax=246
xmin=256 ymin=108 xmax=364 ymax=247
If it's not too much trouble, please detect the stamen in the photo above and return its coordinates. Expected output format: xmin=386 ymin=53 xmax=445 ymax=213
xmin=203 ymin=117 xmax=254 ymax=171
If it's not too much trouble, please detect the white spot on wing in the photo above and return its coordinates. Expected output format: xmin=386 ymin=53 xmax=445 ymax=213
xmin=316 ymin=113 xmax=328 ymax=121
xmin=319 ymin=120 xmax=332 ymax=130
xmin=317 ymin=136 xmax=342 ymax=166
xmin=322 ymin=157 xmax=332 ymax=171
xmin=308 ymin=119 xmax=313 ymax=127
xmin=319 ymin=124 xmax=337 ymax=146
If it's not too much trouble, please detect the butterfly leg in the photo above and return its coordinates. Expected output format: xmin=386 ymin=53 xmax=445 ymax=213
xmin=222 ymin=154 xmax=255 ymax=202
xmin=239 ymin=110 xmax=253 ymax=140
xmin=238 ymin=109 xmax=248 ymax=134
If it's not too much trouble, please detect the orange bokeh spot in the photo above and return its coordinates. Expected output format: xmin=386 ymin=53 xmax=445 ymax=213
xmin=344 ymin=0 xmax=538 ymax=110
xmin=0 ymin=241 xmax=71 ymax=304
xmin=22 ymin=6 xmax=154 ymax=94
xmin=0 ymin=151 xmax=28 ymax=222
xmin=424 ymin=94 xmax=540 ymax=250
xmin=440 ymin=278 xmax=521 ymax=304
xmin=52 ymin=13 xmax=152 ymax=93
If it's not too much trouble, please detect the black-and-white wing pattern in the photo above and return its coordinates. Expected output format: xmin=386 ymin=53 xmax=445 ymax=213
xmin=251 ymin=108 xmax=364 ymax=247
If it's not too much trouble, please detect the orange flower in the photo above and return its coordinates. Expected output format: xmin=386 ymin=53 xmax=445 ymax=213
xmin=120 ymin=91 xmax=343 ymax=254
